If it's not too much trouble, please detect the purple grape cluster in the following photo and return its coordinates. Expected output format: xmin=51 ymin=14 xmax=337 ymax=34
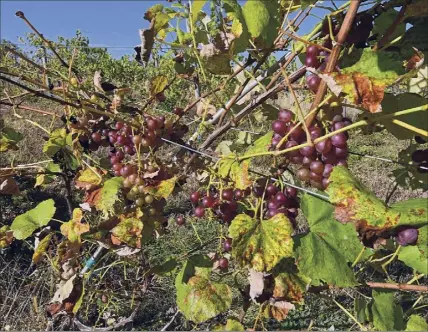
xmin=305 ymin=45 xmax=339 ymax=94
xmin=411 ymin=140 xmax=428 ymax=174
xmin=271 ymin=111 xmax=351 ymax=190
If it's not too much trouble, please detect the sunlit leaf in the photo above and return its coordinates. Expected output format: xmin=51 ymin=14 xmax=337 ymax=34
xmin=273 ymin=270 xmax=310 ymax=304
xmin=75 ymin=168 xmax=104 ymax=191
xmin=35 ymin=162 xmax=61 ymax=187
xmin=397 ymin=245 xmax=428 ymax=274
xmin=175 ymin=255 xmax=232 ymax=323
xmin=43 ymin=128 xmax=72 ymax=156
xmin=406 ymin=315 xmax=428 ymax=331
xmin=11 ymin=199 xmax=56 ymax=240
xmin=229 ymin=213 xmax=294 ymax=272
xmin=93 ymin=177 xmax=123 ymax=218
xmin=0 ymin=126 xmax=23 ymax=152
xmin=0 ymin=225 xmax=13 ymax=249
xmin=111 ymin=216 xmax=143 ymax=248
xmin=150 ymin=75 xmax=168 ymax=96
xmin=143 ymin=176 xmax=177 ymax=199
xmin=372 ymin=290 xmax=404 ymax=331
xmin=60 ymin=208 xmax=90 ymax=244
xmin=191 ymin=0 xmax=206 ymax=24
xmin=32 ymin=233 xmax=53 ymax=264
xmin=263 ymin=301 xmax=295 ymax=321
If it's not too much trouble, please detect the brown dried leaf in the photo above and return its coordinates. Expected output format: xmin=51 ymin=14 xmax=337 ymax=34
xmin=0 ymin=177 xmax=20 ymax=195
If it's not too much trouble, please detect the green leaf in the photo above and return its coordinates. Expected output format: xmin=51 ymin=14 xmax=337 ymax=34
xmin=200 ymin=50 xmax=231 ymax=75
xmin=215 ymin=140 xmax=233 ymax=156
xmin=43 ymin=128 xmax=71 ymax=156
xmin=242 ymin=0 xmax=280 ymax=47
xmin=378 ymin=93 xmax=428 ymax=140
xmin=331 ymin=49 xmax=405 ymax=113
xmin=223 ymin=0 xmax=250 ymax=53
xmin=95 ymin=177 xmax=123 ymax=218
xmin=416 ymin=225 xmax=428 ymax=258
xmin=150 ymin=75 xmax=168 ymax=96
xmin=245 ymin=131 xmax=273 ymax=155
xmin=35 ymin=162 xmax=61 ymax=187
xmin=175 ymin=255 xmax=232 ymax=323
xmin=111 ymin=217 xmax=144 ymax=248
xmin=11 ymin=199 xmax=56 ymax=240
xmin=372 ymin=290 xmax=404 ymax=331
xmin=326 ymin=167 xmax=428 ymax=233
xmin=0 ymin=126 xmax=23 ymax=152
xmin=393 ymin=145 xmax=428 ymax=191
xmin=229 ymin=213 xmax=294 ymax=272
xmin=354 ymin=297 xmax=370 ymax=323
xmin=406 ymin=315 xmax=428 ymax=331
xmin=397 ymin=245 xmax=428 ymax=274
xmin=235 ymin=131 xmax=252 ymax=146
xmin=191 ymin=0 xmax=206 ymax=24
xmin=215 ymin=319 xmax=245 ymax=331
xmin=148 ymin=258 xmax=178 ymax=275
xmin=295 ymin=194 xmax=367 ymax=287
xmin=143 ymin=176 xmax=177 ymax=199
xmin=373 ymin=9 xmax=406 ymax=43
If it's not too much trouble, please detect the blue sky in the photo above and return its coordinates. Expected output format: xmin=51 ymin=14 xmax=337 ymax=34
xmin=1 ymin=1 xmax=332 ymax=58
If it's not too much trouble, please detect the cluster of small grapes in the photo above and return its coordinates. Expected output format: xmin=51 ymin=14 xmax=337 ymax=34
xmin=271 ymin=110 xmax=351 ymax=190
xmin=304 ymin=45 xmax=338 ymax=94
xmin=411 ymin=137 xmax=428 ymax=173
xmin=190 ymin=188 xmax=250 ymax=223
xmin=252 ymin=180 xmax=299 ymax=225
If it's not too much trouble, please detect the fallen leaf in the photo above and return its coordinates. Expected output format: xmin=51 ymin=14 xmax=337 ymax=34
xmin=0 ymin=177 xmax=20 ymax=195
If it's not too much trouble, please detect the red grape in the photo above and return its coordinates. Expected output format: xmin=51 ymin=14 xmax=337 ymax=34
xmin=112 ymin=163 xmax=123 ymax=171
xmin=334 ymin=146 xmax=348 ymax=158
xmin=275 ymin=192 xmax=289 ymax=206
xmin=322 ymin=150 xmax=337 ymax=164
xmin=337 ymin=159 xmax=348 ymax=167
xmin=310 ymin=161 xmax=324 ymax=175
xmin=176 ymin=215 xmax=185 ymax=225
xmin=286 ymin=187 xmax=297 ymax=198
xmin=412 ymin=150 xmax=426 ymax=163
xmin=278 ymin=109 xmax=293 ymax=123
xmin=223 ymin=238 xmax=232 ymax=252
xmin=218 ymin=257 xmax=229 ymax=269
xmin=222 ymin=188 xmax=234 ymax=201
xmin=323 ymin=164 xmax=334 ymax=178
xmin=272 ymin=120 xmax=287 ymax=136
xmin=302 ymin=155 xmax=314 ymax=166
xmin=115 ymin=122 xmax=124 ymax=130
xmin=310 ymin=171 xmax=323 ymax=182
xmin=310 ymin=126 xmax=322 ymax=139
xmin=266 ymin=184 xmax=278 ymax=197
xmin=147 ymin=119 xmax=158 ymax=130
xmin=202 ymin=196 xmax=215 ymax=208
xmin=194 ymin=206 xmax=205 ymax=218
xmin=297 ymin=168 xmax=310 ymax=181
xmin=305 ymin=55 xmax=320 ymax=68
xmin=300 ymin=145 xmax=316 ymax=157
xmin=91 ymin=132 xmax=102 ymax=143
xmin=133 ymin=135 xmax=142 ymax=145
xmin=415 ymin=136 xmax=427 ymax=144
xmin=316 ymin=139 xmax=333 ymax=154
xmin=322 ymin=178 xmax=330 ymax=189
xmin=306 ymin=45 xmax=320 ymax=56
xmin=173 ymin=107 xmax=184 ymax=116
xmin=331 ymin=133 xmax=347 ymax=148
xmin=396 ymin=228 xmax=418 ymax=245
xmin=307 ymin=75 xmax=321 ymax=93
xmin=284 ymin=141 xmax=300 ymax=157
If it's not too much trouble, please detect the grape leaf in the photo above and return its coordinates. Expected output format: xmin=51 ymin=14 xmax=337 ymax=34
xmin=32 ymin=233 xmax=53 ymax=264
xmin=94 ymin=177 xmax=124 ymax=218
xmin=60 ymin=208 xmax=90 ymax=244
xmin=191 ymin=0 xmax=206 ymax=24
xmin=373 ymin=9 xmax=406 ymax=43
xmin=273 ymin=270 xmax=310 ymax=304
xmin=35 ymin=162 xmax=61 ymax=187
xmin=393 ymin=145 xmax=428 ymax=191
xmin=263 ymin=301 xmax=295 ymax=322
xmin=372 ymin=290 xmax=404 ymax=331
xmin=11 ymin=199 xmax=56 ymax=240
xmin=200 ymin=45 xmax=231 ymax=75
xmin=242 ymin=0 xmax=280 ymax=48
xmin=143 ymin=176 xmax=177 ymax=199
xmin=397 ymin=245 xmax=428 ymax=274
xmin=75 ymin=168 xmax=104 ymax=191
xmin=416 ymin=225 xmax=427 ymax=258
xmin=326 ymin=167 xmax=428 ymax=235
xmin=377 ymin=93 xmax=428 ymax=140
xmin=215 ymin=319 xmax=245 ymax=331
xmin=0 ymin=225 xmax=13 ymax=249
xmin=223 ymin=0 xmax=250 ymax=53
xmin=0 ymin=126 xmax=23 ymax=152
xmin=295 ymin=194 xmax=367 ymax=287
xmin=406 ymin=315 xmax=428 ymax=331
xmin=150 ymin=75 xmax=168 ymax=96
xmin=43 ymin=128 xmax=72 ymax=156
xmin=229 ymin=213 xmax=294 ymax=272
xmin=110 ymin=216 xmax=144 ymax=248
xmin=354 ymin=297 xmax=371 ymax=323
xmin=330 ymin=49 xmax=405 ymax=113
xmin=175 ymin=255 xmax=232 ymax=323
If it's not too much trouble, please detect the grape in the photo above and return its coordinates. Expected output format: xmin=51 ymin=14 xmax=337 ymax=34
xmin=323 ymin=164 xmax=334 ymax=178
xmin=286 ymin=187 xmax=297 ymax=198
xmin=117 ymin=135 xmax=127 ymax=146
xmin=123 ymin=126 xmax=132 ymax=135
xmin=290 ymin=155 xmax=304 ymax=164
xmin=321 ymin=150 xmax=337 ymax=164
xmin=253 ymin=186 xmax=264 ymax=197
xmin=305 ymin=55 xmax=320 ymax=68
xmin=278 ymin=109 xmax=293 ymax=123
xmin=109 ymin=134 xmax=118 ymax=144
xmin=268 ymin=200 xmax=279 ymax=210
xmin=135 ymin=198 xmax=144 ymax=207
xmin=266 ymin=184 xmax=278 ymax=197
xmin=123 ymin=178 xmax=132 ymax=188
xmin=102 ymin=129 xmax=110 ymax=137
xmin=307 ymin=75 xmax=321 ymax=93
xmin=310 ymin=180 xmax=324 ymax=190
xmin=306 ymin=45 xmax=320 ymax=56
xmin=322 ymin=178 xmax=330 ymax=189
xmin=228 ymin=201 xmax=238 ymax=211
xmin=147 ymin=119 xmax=157 ymax=131
xmin=284 ymin=141 xmax=300 ymax=157
xmin=124 ymin=145 xmax=133 ymax=155
xmin=194 ymin=206 xmax=205 ymax=218
xmin=218 ymin=257 xmax=229 ymax=269
xmin=300 ymin=145 xmax=316 ymax=157
xmin=272 ymin=120 xmax=287 ymax=136
xmin=267 ymin=209 xmax=278 ymax=218
xmin=138 ymin=185 xmax=145 ymax=194
xmin=315 ymin=138 xmax=332 ymax=154
xmin=110 ymin=156 xmax=120 ymax=165
xmin=396 ymin=228 xmax=418 ymax=245
xmin=310 ymin=161 xmax=324 ymax=175
xmin=411 ymin=150 xmax=426 ymax=163
xmin=415 ymin=135 xmax=427 ymax=144
xmin=332 ymin=121 xmax=346 ymax=131
xmin=91 ymin=132 xmax=102 ymax=143
xmin=302 ymin=156 xmax=314 ymax=166
xmin=310 ymin=126 xmax=322 ymax=139
xmin=275 ymin=192 xmax=289 ymax=206
xmin=334 ymin=146 xmax=348 ymax=158
xmin=202 ymin=196 xmax=215 ymax=208
xmin=156 ymin=116 xmax=165 ymax=129
xmin=176 ymin=215 xmax=185 ymax=226
xmin=127 ymin=174 xmax=138 ymax=184
xmin=133 ymin=135 xmax=142 ymax=145
xmin=336 ymin=159 xmax=348 ymax=167
xmin=223 ymin=238 xmax=232 ymax=252
xmin=234 ymin=189 xmax=244 ymax=200
xmin=310 ymin=171 xmax=323 ymax=182
xmin=112 ymin=163 xmax=123 ymax=172
xmin=115 ymin=122 xmax=124 ymax=130
xmin=343 ymin=118 xmax=352 ymax=126
xmin=173 ymin=107 xmax=184 ymax=116
xmin=121 ymin=165 xmax=133 ymax=177
xmin=331 ymin=133 xmax=347 ymax=148
xmin=287 ymin=207 xmax=298 ymax=218
xmin=297 ymin=167 xmax=310 ymax=181
xmin=222 ymin=188 xmax=234 ymax=201
xmin=116 ymin=150 xmax=125 ymax=160
xmin=289 ymin=125 xmax=305 ymax=143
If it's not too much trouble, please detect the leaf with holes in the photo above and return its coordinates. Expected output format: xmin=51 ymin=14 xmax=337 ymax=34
xmin=0 ymin=126 xmax=23 ymax=152
xmin=263 ymin=301 xmax=295 ymax=322
xmin=0 ymin=226 xmax=13 ymax=249
xmin=150 ymin=75 xmax=168 ymax=96
xmin=329 ymin=49 xmax=405 ymax=113
xmin=110 ymin=216 xmax=144 ymax=248
xmin=229 ymin=213 xmax=294 ymax=272
xmin=94 ymin=177 xmax=124 ymax=218
xmin=11 ymin=199 xmax=56 ymax=240
xmin=60 ymin=208 xmax=90 ymax=244
xmin=143 ymin=176 xmax=177 ymax=199
xmin=375 ymin=93 xmax=428 ymax=140
xmin=175 ymin=255 xmax=232 ymax=323
xmin=372 ymin=290 xmax=404 ymax=331
xmin=326 ymin=167 xmax=427 ymax=235
xmin=295 ymin=193 xmax=369 ymax=287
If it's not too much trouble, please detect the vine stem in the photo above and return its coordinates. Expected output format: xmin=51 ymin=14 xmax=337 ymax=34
xmin=365 ymin=282 xmax=428 ymax=292
xmin=305 ymin=0 xmax=362 ymax=128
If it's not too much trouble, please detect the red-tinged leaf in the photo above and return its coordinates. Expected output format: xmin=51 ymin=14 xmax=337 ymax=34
xmin=110 ymin=215 xmax=144 ymax=248
xmin=60 ymin=208 xmax=90 ymax=244
xmin=143 ymin=176 xmax=177 ymax=199
xmin=75 ymin=168 xmax=105 ymax=191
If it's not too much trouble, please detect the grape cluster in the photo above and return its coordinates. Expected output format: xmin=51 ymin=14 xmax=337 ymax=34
xmin=304 ymin=45 xmax=339 ymax=94
xmin=271 ymin=110 xmax=351 ymax=190
xmin=346 ymin=14 xmax=373 ymax=48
